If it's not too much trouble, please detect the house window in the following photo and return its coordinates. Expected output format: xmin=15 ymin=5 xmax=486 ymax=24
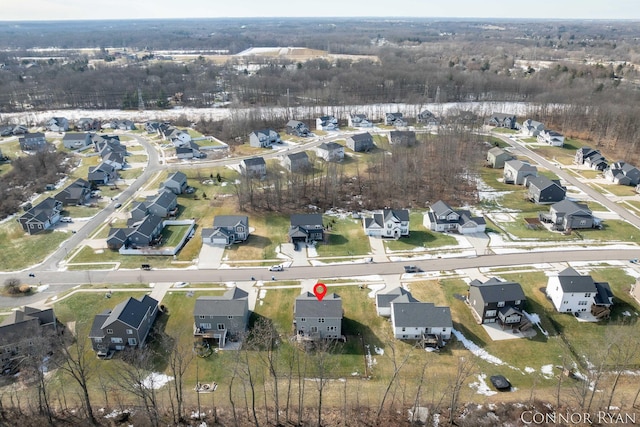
xmin=106 ymin=329 xmax=113 ymax=334
xmin=128 ymin=338 xmax=137 ymax=346
xmin=578 ymin=301 xmax=588 ymax=306
xmin=580 ymin=220 xmax=587 ymax=225
xmin=327 ymin=326 xmax=336 ymax=331
xmin=485 ymin=310 xmax=497 ymax=317
xmin=200 ymin=323 xmax=211 ymax=330
xmin=442 ymin=328 xmax=447 ymax=332
xmin=228 ymin=315 xmax=233 ymax=319
xmin=94 ymin=338 xmax=102 ymax=343
xmin=497 ymin=301 xmax=505 ymax=308
xmin=585 ymin=293 xmax=591 ymax=297
xmin=311 ymin=326 xmax=318 ymax=333
xmin=217 ymin=323 xmax=225 ymax=330
xmin=563 ymin=301 xmax=568 ymax=305
xmin=111 ymin=337 xmax=123 ymax=344
xmin=300 ymin=318 xmax=306 ymax=322
xmin=126 ymin=329 xmax=133 ymax=335
xmin=401 ymin=327 xmax=406 ymax=332
xmin=199 ymin=315 xmax=205 ymax=319
xmin=319 ymin=318 xmax=325 ymax=323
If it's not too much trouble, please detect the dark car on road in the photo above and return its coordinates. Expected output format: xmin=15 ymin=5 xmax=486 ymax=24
xmin=404 ymin=265 xmax=421 ymax=273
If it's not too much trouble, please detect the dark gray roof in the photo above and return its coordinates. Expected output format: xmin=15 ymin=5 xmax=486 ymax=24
xmin=376 ymin=287 xmax=416 ymax=309
xmin=147 ymin=190 xmax=177 ymax=209
xmin=392 ymin=302 xmax=452 ymax=329
xmin=286 ymin=151 xmax=309 ymax=161
xmin=62 ymin=132 xmax=89 ymax=142
xmin=528 ymin=175 xmax=560 ymax=191
xmin=295 ymin=291 xmax=342 ymax=318
xmin=134 ymin=214 xmax=163 ymax=238
xmin=594 ymin=282 xmax=614 ymax=305
xmin=101 ymin=295 xmax=158 ymax=330
xmin=89 ymin=311 xmax=110 ymax=338
xmin=470 ymin=278 xmax=526 ymax=303
xmin=551 ymin=200 xmax=591 ymax=216
xmin=194 ymin=287 xmax=249 ymax=317
xmin=505 ymin=159 xmax=537 ymax=172
xmin=556 ymin=267 xmax=597 ymax=293
xmin=318 ymin=142 xmax=343 ymax=151
xmin=242 ymin=156 xmax=266 ymax=166
xmin=383 ymin=209 xmax=409 ymax=222
xmin=213 ymin=215 xmax=248 ymax=228
xmin=166 ymin=171 xmax=187 ymax=184
xmin=349 ymin=132 xmax=373 ymax=142
xmin=290 ymin=213 xmax=323 ymax=228
xmin=430 ymin=200 xmax=455 ymax=217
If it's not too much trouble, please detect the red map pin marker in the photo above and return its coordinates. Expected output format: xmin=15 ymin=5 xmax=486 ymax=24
xmin=313 ymin=283 xmax=327 ymax=301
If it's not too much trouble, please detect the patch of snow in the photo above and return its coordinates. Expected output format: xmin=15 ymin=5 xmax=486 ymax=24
xmin=374 ymin=346 xmax=384 ymax=355
xmin=623 ymin=311 xmax=632 ymax=317
xmin=351 ymin=372 xmax=359 ymax=376
xmin=523 ymin=310 xmax=548 ymax=336
xmin=364 ymin=345 xmax=377 ymax=370
xmin=105 ymin=409 xmax=131 ymax=419
xmin=469 ymin=374 xmax=497 ymax=396
xmin=37 ymin=284 xmax=49 ymax=292
xmin=259 ymin=289 xmax=267 ymax=299
xmin=141 ymin=373 xmax=173 ymax=389
xmin=525 ymin=367 xmax=536 ymax=373
xmin=452 ymin=329 xmax=506 ymax=366
xmin=306 ymin=245 xmax=318 ymax=257
xmin=367 ymin=283 xmax=385 ymax=298
xmin=541 ymin=364 xmax=554 ymax=378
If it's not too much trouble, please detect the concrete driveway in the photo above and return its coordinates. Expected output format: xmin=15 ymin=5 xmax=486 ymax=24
xmin=198 ymin=244 xmax=225 ymax=269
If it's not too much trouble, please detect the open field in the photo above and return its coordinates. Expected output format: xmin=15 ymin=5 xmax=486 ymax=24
xmin=599 ymin=184 xmax=639 ymax=197
xmin=316 ymin=216 xmax=371 ymax=257
xmin=384 ymin=211 xmax=458 ymax=251
xmin=0 ymin=222 xmax=69 ymax=271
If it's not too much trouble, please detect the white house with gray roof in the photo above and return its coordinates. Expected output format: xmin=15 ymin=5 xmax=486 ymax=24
xmin=194 ymin=287 xmax=249 ymax=348
xmin=537 ymin=129 xmax=565 ymax=147
xmin=388 ymin=291 xmax=452 ymax=346
xmin=503 ymin=159 xmax=538 ymax=185
xmin=520 ymin=119 xmax=545 ymax=136
xmin=425 ymin=200 xmax=486 ymax=234
xmin=201 ymin=215 xmax=249 ymax=246
xmin=240 ymin=157 xmax=267 ymax=178
xmin=249 ymin=129 xmax=282 ymax=148
xmin=605 ymin=161 xmax=640 ymax=186
xmin=294 ymin=292 xmax=342 ymax=341
xmin=546 ymin=267 xmax=614 ymax=317
xmin=348 ymin=113 xmax=373 ymax=128
xmin=316 ymin=115 xmax=338 ymax=131
xmin=316 ymin=142 xmax=344 ymax=162
xmin=376 ymin=287 xmax=416 ymax=317
xmin=363 ymin=209 xmax=410 ymax=238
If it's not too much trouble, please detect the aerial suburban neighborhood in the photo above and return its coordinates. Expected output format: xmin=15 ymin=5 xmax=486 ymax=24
xmin=1 ymin=12 xmax=640 ymax=427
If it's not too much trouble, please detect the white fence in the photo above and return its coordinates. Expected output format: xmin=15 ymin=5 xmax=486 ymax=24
xmin=118 ymin=219 xmax=196 ymax=256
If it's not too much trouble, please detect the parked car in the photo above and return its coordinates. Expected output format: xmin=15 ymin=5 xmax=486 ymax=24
xmin=630 ymin=258 xmax=639 ymax=264
xmin=60 ymin=217 xmax=73 ymax=223
xmin=404 ymin=265 xmax=421 ymax=273
xmin=269 ymin=265 xmax=284 ymax=271
xmin=141 ymin=264 xmax=151 ymax=271
xmin=114 ymin=203 xmax=122 ymax=208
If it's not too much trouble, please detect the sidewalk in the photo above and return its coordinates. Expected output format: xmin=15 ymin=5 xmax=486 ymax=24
xmin=368 ymin=236 xmax=389 ymax=262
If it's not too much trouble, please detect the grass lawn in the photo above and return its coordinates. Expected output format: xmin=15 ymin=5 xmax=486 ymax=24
xmin=54 ymin=290 xmax=150 ymax=326
xmin=600 ymin=184 xmax=638 ymax=197
xmin=577 ymin=220 xmax=640 ymax=242
xmin=498 ymin=214 xmax=576 ymax=241
xmin=119 ymin=168 xmax=143 ymax=180
xmin=485 ymin=136 xmax=508 ymax=147
xmin=493 ymin=189 xmax=540 ymax=214
xmin=70 ymin=245 xmax=194 ymax=269
xmin=573 ymin=169 xmax=602 ymax=179
xmin=161 ymin=225 xmax=191 ymax=247
xmin=385 ymin=211 xmax=458 ymax=251
xmin=62 ymin=205 xmax=101 ymax=218
xmin=224 ymin=212 xmax=290 ymax=261
xmin=521 ymin=137 xmax=537 ymax=143
xmin=316 ymin=216 xmax=371 ymax=257
xmin=126 ymin=154 xmax=148 ymax=164
xmin=0 ymin=222 xmax=69 ymax=271
xmin=625 ymin=200 xmax=640 ymax=213
xmin=492 ymin=128 xmax=517 ymax=134
xmin=478 ymin=167 xmax=515 ymax=192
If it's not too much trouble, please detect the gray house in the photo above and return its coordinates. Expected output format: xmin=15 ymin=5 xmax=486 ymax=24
xmin=286 ymin=120 xmax=311 ymax=137
xmin=145 ymin=190 xmax=178 ymax=218
xmin=289 ymin=214 xmax=324 ymax=243
xmin=486 ymin=147 xmax=514 ymax=169
xmin=346 ymin=132 xmax=375 ymax=152
xmin=527 ymin=175 xmax=566 ymax=204
xmin=201 ymin=215 xmax=250 ymax=246
xmin=316 ymin=142 xmax=344 ymax=162
xmin=19 ymin=132 xmax=47 ymax=151
xmin=385 ymin=112 xmax=407 ymax=127
xmin=348 ymin=114 xmax=373 ymax=128
xmin=46 ymin=117 xmax=69 ymax=132
xmin=521 ymin=119 xmax=545 ymax=136
xmin=389 ymin=130 xmax=417 ymax=146
xmin=18 ymin=197 xmax=62 ymax=234
xmin=54 ymin=178 xmax=92 ymax=206
xmin=160 ymin=171 xmax=188 ymax=195
xmin=605 ymin=161 xmax=640 ymax=186
xmin=575 ymin=147 xmax=608 ymax=171
xmin=486 ymin=112 xmax=517 ymax=129
xmin=249 ymin=129 xmax=281 ymax=148
xmin=0 ymin=306 xmax=57 ymax=371
xmin=240 ymin=157 xmax=267 ymax=178
xmin=194 ymin=287 xmax=250 ymax=348
xmin=504 ymin=159 xmax=538 ymax=185
xmin=89 ymin=295 xmax=159 ymax=356
xmin=425 ymin=200 xmax=486 ymax=234
xmin=283 ymin=151 xmax=310 ymax=172
xmin=62 ymin=132 xmax=92 ymax=149
xmin=468 ymin=278 xmax=526 ymax=327
xmin=544 ymin=200 xmax=595 ymax=231
xmin=376 ymin=287 xmax=417 ymax=317
xmin=391 ymin=301 xmax=452 ymax=345
xmin=316 ymin=116 xmax=338 ymax=131
xmin=88 ymin=162 xmax=117 ymax=185
xmin=417 ymin=110 xmax=439 ymax=125
xmin=294 ymin=292 xmax=342 ymax=341
xmin=126 ymin=214 xmax=164 ymax=248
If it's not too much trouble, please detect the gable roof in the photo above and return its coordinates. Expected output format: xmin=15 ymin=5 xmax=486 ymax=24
xmin=166 ymin=171 xmax=187 ymax=184
xmin=286 ymin=151 xmax=309 ymax=162
xmin=555 ymin=267 xmax=597 ymax=293
xmin=430 ymin=200 xmax=456 ymax=217
xmin=349 ymin=132 xmax=373 ymax=143
xmin=528 ymin=175 xmax=563 ymax=191
xmin=242 ymin=156 xmax=266 ymax=167
xmin=551 ymin=200 xmax=591 ymax=216
xmin=101 ymin=295 xmax=158 ymax=330
xmin=291 ymin=213 xmax=323 ymax=228
xmin=194 ymin=287 xmax=249 ymax=317
xmin=469 ymin=278 xmax=526 ymax=303
xmin=318 ymin=141 xmax=343 ymax=151
xmin=392 ymin=302 xmax=452 ymax=328
xmin=505 ymin=159 xmax=537 ymax=172
xmin=376 ymin=287 xmax=417 ymax=309
xmin=213 ymin=215 xmax=248 ymax=228
xmin=295 ymin=292 xmax=342 ymax=318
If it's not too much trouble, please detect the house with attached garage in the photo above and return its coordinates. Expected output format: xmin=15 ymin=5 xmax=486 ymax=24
xmin=316 ymin=115 xmax=338 ymax=131
xmin=425 ymin=200 xmax=486 ymax=234
xmin=283 ymin=151 xmax=310 ymax=172
xmin=541 ymin=199 xmax=595 ymax=231
xmin=348 ymin=113 xmax=373 ymax=128
xmin=385 ymin=112 xmax=407 ymax=127
xmin=389 ymin=130 xmax=417 ymax=146
xmin=527 ymin=175 xmax=566 ymax=204
xmin=132 ymin=190 xmax=178 ymax=219
xmin=18 ymin=197 xmax=63 ymax=234
xmin=62 ymin=132 xmax=92 ymax=149
xmin=376 ymin=287 xmax=416 ymax=317
xmin=520 ymin=119 xmax=545 ymax=136
xmin=286 ymin=120 xmax=311 ymax=137
xmin=46 ymin=117 xmax=69 ymax=132
xmin=383 ymin=288 xmax=452 ymax=346
xmin=240 ymin=157 xmax=267 ymax=178
xmin=201 ymin=215 xmax=249 ymax=246
xmin=102 ymin=151 xmax=126 ymax=170
xmin=75 ymin=117 xmax=100 ymax=131
xmin=468 ymin=278 xmax=528 ymax=328
xmin=160 ymin=171 xmax=188 ymax=195
xmin=107 ymin=214 xmax=164 ymax=250
xmin=486 ymin=146 xmax=514 ymax=169
xmin=503 ymin=159 xmax=538 ymax=185
xmin=176 ymin=141 xmax=203 ymax=159
xmin=289 ymin=213 xmax=324 ymax=244
xmin=605 ymin=161 xmax=640 ymax=186
xmin=54 ymin=178 xmax=92 ymax=206
xmin=546 ymin=267 xmax=614 ymax=319
xmin=537 ymin=129 xmax=565 ymax=147
xmin=346 ymin=132 xmax=375 ymax=152
xmin=0 ymin=306 xmax=57 ymax=371
xmin=18 ymin=132 xmax=47 ymax=151
xmin=294 ymin=292 xmax=343 ymax=341
xmin=363 ymin=209 xmax=410 ymax=238
xmin=89 ymin=295 xmax=159 ymax=357
xmin=249 ymin=129 xmax=282 ymax=148
xmin=486 ymin=112 xmax=517 ymax=129
xmin=194 ymin=287 xmax=250 ymax=348
xmin=316 ymin=142 xmax=344 ymax=162
xmin=575 ymin=147 xmax=608 ymax=171
xmin=88 ymin=162 xmax=117 ymax=185
xmin=417 ymin=109 xmax=439 ymax=125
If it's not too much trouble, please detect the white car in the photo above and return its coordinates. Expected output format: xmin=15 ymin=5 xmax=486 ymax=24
xmin=269 ymin=265 xmax=284 ymax=271
xmin=60 ymin=217 xmax=73 ymax=223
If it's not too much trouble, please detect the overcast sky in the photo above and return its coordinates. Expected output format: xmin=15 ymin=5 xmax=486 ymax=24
xmin=3 ymin=0 xmax=640 ymax=21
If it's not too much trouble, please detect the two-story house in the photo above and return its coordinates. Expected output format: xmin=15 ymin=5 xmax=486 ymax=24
xmin=346 ymin=133 xmax=375 ymax=152
xmin=385 ymin=112 xmax=407 ymax=127
xmin=316 ymin=142 xmax=344 ymax=162
xmin=194 ymin=287 xmax=250 ymax=348
xmin=0 ymin=306 xmax=57 ymax=371
xmin=348 ymin=114 xmax=373 ymax=128
xmin=62 ymin=132 xmax=92 ymax=149
xmin=89 ymin=295 xmax=159 ymax=357
xmin=18 ymin=197 xmax=63 ymax=234
xmin=520 ymin=119 xmax=545 ymax=136
xmin=416 ymin=110 xmax=439 ymax=125
xmin=249 ymin=129 xmax=282 ymax=148
xmin=46 ymin=117 xmax=69 ymax=132
xmin=316 ymin=116 xmax=338 ymax=131
xmin=468 ymin=278 xmax=526 ymax=326
xmin=54 ymin=178 xmax=92 ymax=206
xmin=486 ymin=147 xmax=514 ymax=169
xmin=389 ymin=130 xmax=417 ymax=146
xmin=19 ymin=132 xmax=47 ymax=151
xmin=575 ymin=147 xmax=608 ymax=171
xmin=286 ymin=120 xmax=311 ymax=137
xmin=294 ymin=291 xmax=342 ymax=341
xmin=88 ymin=162 xmax=117 ymax=185
xmin=283 ymin=151 xmax=310 ymax=172
xmin=240 ymin=157 xmax=267 ymax=178
xmin=504 ymin=159 xmax=538 ymax=185
xmin=486 ymin=112 xmax=517 ymax=129
xmin=605 ymin=161 xmax=640 ymax=186
xmin=201 ymin=215 xmax=250 ymax=246
xmin=544 ymin=200 xmax=595 ymax=231
xmin=160 ymin=171 xmax=188 ymax=195
xmin=537 ymin=129 xmax=565 ymax=147
xmin=363 ymin=209 xmax=410 ymax=238
xmin=289 ymin=214 xmax=324 ymax=244
xmin=425 ymin=200 xmax=486 ymax=234
xmin=527 ymin=175 xmax=566 ymax=204
xmin=546 ymin=267 xmax=614 ymax=318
